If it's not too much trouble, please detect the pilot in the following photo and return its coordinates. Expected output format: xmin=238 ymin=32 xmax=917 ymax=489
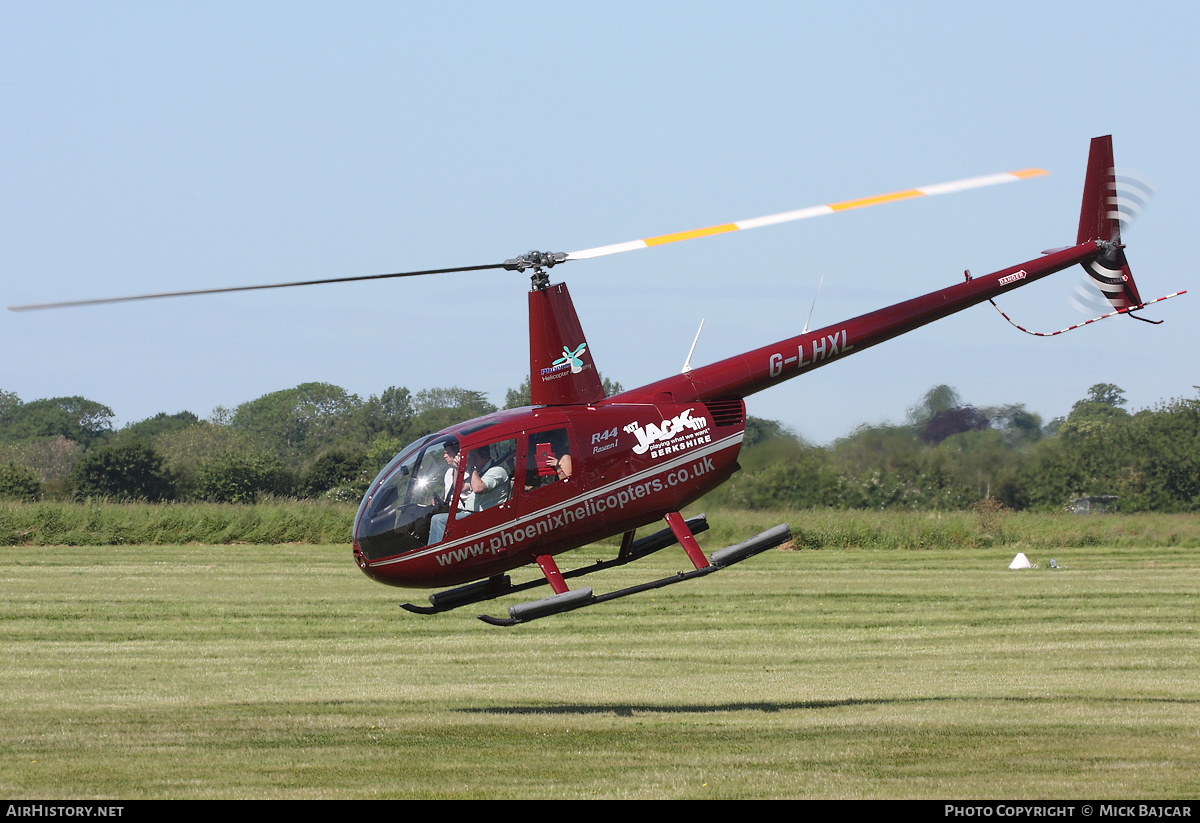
xmin=439 ymin=439 xmax=462 ymax=503
xmin=428 ymin=439 xmax=464 ymax=545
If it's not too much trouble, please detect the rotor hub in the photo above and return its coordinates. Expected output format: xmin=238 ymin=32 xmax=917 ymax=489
xmin=503 ymin=250 xmax=567 ymax=289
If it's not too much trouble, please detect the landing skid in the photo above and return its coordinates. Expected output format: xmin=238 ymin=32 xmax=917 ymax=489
xmin=479 ymin=523 xmax=791 ymax=626
xmin=399 ymin=514 xmax=711 ymax=616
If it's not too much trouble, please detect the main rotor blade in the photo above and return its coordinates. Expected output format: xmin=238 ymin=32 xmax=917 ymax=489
xmin=564 ymin=168 xmax=1049 ymax=261
xmin=9 ymin=166 xmax=1048 ymax=312
xmin=7 ymin=262 xmax=507 ymax=312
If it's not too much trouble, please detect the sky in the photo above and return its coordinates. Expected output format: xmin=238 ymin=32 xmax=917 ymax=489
xmin=3 ymin=1 xmax=1197 ymax=445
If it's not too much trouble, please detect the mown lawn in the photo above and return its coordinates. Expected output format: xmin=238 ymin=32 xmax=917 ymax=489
xmin=1 ymin=516 xmax=1197 ymax=798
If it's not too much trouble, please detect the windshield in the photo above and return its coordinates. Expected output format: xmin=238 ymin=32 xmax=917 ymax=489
xmin=354 ymin=434 xmax=458 ymax=561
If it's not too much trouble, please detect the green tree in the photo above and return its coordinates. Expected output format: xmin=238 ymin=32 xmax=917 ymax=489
xmin=1009 ymin=384 xmax=1161 ymax=511
xmin=230 ymin=383 xmax=364 ymax=462
xmin=906 ymin=384 xmax=961 ymax=429
xmin=1084 ymin=383 xmax=1126 ymax=407
xmin=154 ymin=423 xmax=265 ymax=498
xmin=715 ymin=445 xmax=840 ymax=510
xmin=504 ymin=374 xmax=623 ymax=409
xmin=358 ymin=386 xmax=414 ymax=439
xmin=405 ymin=386 xmax=497 ymax=439
xmin=0 ymin=390 xmax=21 ymax=422
xmin=110 ymin=411 xmax=201 ymax=445
xmin=70 ymin=442 xmax=175 ymax=501
xmin=0 ymin=435 xmax=83 ymax=486
xmin=830 ymin=422 xmax=922 ymax=479
xmin=985 ymin=403 xmax=1043 ymax=447
xmin=414 ymin=387 xmax=493 ymax=415
xmin=303 ymin=449 xmax=367 ymax=497
xmin=935 ymin=428 xmax=1014 ymax=501
xmin=1059 ymin=383 xmax=1130 ymax=438
xmin=742 ymin=417 xmax=796 ymax=450
xmin=504 ymin=378 xmax=532 ymax=410
xmin=0 ymin=396 xmax=115 ymax=447
xmin=364 ymin=433 xmax=409 ymax=478
xmin=193 ymin=450 xmax=288 ymax=504
xmin=1108 ymin=398 xmax=1200 ymax=511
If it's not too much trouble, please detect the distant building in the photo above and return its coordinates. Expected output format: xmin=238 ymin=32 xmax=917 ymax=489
xmin=1073 ymin=495 xmax=1118 ymax=514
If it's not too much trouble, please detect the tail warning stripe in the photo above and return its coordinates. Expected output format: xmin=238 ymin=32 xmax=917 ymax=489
xmin=566 ymin=169 xmax=1048 ymax=261
xmin=990 ymin=291 xmax=1186 ymax=337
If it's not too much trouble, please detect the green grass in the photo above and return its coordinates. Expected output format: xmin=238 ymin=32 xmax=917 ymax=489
xmin=0 ymin=498 xmax=354 ymax=545
xmin=7 ymin=499 xmax=1200 ymax=549
xmin=1 ymin=511 xmax=1197 ymax=798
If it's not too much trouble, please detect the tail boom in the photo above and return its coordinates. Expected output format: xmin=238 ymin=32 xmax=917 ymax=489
xmin=605 ymin=135 xmax=1172 ymax=408
xmin=606 ymin=242 xmax=1106 ymax=407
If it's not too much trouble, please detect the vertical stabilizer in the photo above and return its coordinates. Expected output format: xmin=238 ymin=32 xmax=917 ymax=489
xmin=528 ymin=282 xmax=606 ymax=406
xmin=1077 ymin=135 xmax=1119 ymax=246
xmin=1077 ymin=135 xmax=1143 ymax=309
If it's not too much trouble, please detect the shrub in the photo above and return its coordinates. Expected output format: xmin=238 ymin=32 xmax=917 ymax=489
xmin=70 ymin=442 xmax=174 ymax=501
xmin=0 ymin=462 xmax=40 ymax=501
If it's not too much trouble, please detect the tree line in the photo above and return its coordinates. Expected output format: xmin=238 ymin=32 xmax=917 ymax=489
xmin=712 ymin=382 xmax=1200 ymax=513
xmin=0 ymin=377 xmax=617 ymax=505
xmin=0 ymin=384 xmax=493 ymax=503
xmin=2 ymin=380 xmax=1198 ymax=512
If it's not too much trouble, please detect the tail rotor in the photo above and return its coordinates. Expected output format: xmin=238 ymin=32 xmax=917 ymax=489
xmin=1109 ymin=168 xmax=1156 ymax=237
xmin=1073 ymin=162 xmax=1156 ymax=315
xmin=992 ymin=135 xmax=1184 ymax=336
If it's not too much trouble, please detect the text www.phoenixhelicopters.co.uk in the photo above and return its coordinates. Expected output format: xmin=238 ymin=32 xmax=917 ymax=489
xmin=435 ymin=455 xmax=717 ymax=567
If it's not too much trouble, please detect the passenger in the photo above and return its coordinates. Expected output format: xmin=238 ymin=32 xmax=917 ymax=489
xmin=527 ymin=430 xmax=572 ymax=491
xmin=427 ymin=442 xmax=510 ymax=545
xmin=463 ymin=447 xmax=510 ymax=512
xmin=545 ymin=451 xmax=572 ymax=481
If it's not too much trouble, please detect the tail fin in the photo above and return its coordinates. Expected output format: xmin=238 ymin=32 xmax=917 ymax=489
xmin=527 ymin=282 xmax=607 ymax=407
xmin=1077 ymin=135 xmax=1144 ymax=309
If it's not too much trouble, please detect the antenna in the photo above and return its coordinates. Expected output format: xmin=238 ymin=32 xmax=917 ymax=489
xmin=803 ymin=274 xmax=825 ymax=334
xmin=682 ymin=319 xmax=705 ymax=373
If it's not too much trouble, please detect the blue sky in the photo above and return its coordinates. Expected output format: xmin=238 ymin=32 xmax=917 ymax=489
xmin=4 ymin=1 xmax=1196 ymax=444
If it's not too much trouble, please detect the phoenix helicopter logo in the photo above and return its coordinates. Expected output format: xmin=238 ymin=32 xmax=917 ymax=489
xmin=552 ymin=343 xmax=587 ymax=374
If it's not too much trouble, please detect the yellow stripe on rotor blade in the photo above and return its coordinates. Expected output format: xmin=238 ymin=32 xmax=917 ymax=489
xmin=643 ymin=222 xmax=739 ymax=247
xmin=828 ymin=188 xmax=924 ymax=212
xmin=564 ymin=167 xmax=1049 ymax=261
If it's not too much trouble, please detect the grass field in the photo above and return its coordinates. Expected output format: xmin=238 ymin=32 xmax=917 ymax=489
xmin=1 ymin=510 xmax=1197 ymax=799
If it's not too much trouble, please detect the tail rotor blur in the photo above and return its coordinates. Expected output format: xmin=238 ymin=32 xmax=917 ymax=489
xmin=1072 ymin=165 xmax=1156 ymax=316
xmin=1109 ymin=168 xmax=1156 ymax=238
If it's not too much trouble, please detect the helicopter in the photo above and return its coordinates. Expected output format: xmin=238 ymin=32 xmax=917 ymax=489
xmin=10 ymin=135 xmax=1183 ymax=625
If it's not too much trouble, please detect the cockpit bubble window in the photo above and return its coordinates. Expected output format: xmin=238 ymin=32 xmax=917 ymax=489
xmin=410 ymin=437 xmax=460 ymax=508
xmin=360 ymin=435 xmax=430 ymax=513
xmin=353 ymin=433 xmax=461 ymax=561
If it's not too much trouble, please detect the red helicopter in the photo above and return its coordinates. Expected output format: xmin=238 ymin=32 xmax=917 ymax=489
xmin=10 ymin=136 xmax=1183 ymax=625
